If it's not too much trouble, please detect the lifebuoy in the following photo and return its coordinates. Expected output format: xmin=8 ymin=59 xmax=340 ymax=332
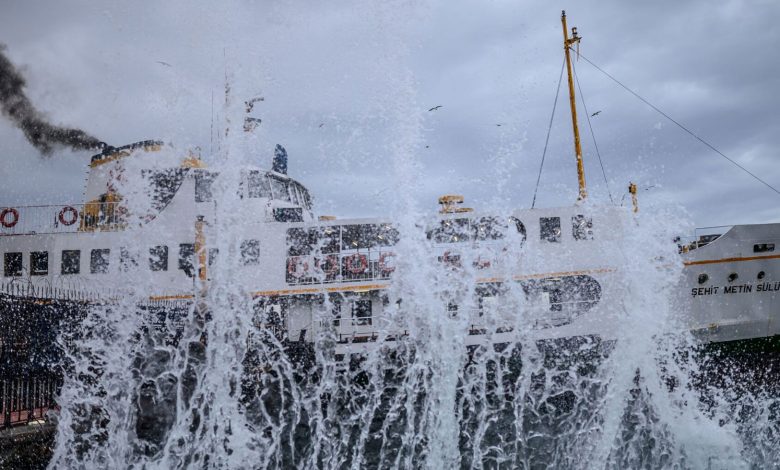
xmin=0 ymin=208 xmax=19 ymax=228
xmin=316 ymin=255 xmax=339 ymax=277
xmin=346 ymin=253 xmax=368 ymax=275
xmin=287 ymin=256 xmax=310 ymax=279
xmin=58 ymin=206 xmax=79 ymax=226
xmin=378 ymin=252 xmax=396 ymax=274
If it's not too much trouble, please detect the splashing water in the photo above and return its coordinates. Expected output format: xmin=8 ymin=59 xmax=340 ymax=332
xmin=43 ymin=5 xmax=780 ymax=469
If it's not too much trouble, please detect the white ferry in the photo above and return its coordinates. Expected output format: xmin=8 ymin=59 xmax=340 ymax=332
xmin=0 ymin=12 xmax=777 ymax=363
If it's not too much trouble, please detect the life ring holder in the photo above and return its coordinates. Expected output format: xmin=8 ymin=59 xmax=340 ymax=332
xmin=287 ymin=256 xmax=310 ymax=279
xmin=58 ymin=206 xmax=79 ymax=226
xmin=346 ymin=253 xmax=368 ymax=275
xmin=378 ymin=252 xmax=396 ymax=274
xmin=0 ymin=208 xmax=19 ymax=228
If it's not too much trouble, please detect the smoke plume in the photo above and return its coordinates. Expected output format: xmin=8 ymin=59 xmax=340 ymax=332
xmin=0 ymin=44 xmax=107 ymax=155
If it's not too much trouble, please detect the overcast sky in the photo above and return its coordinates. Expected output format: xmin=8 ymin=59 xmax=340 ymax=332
xmin=1 ymin=1 xmax=779 ymax=230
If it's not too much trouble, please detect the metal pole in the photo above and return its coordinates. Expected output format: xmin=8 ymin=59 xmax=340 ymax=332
xmin=562 ymin=11 xmax=587 ymax=201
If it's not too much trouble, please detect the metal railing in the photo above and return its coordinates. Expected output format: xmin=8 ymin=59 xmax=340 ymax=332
xmin=1 ymin=374 xmax=61 ymax=429
xmin=0 ymin=202 xmax=126 ymax=236
xmin=286 ymin=250 xmax=397 ymax=285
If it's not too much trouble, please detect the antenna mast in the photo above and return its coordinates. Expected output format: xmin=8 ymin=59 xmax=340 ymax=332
xmin=561 ymin=10 xmax=587 ymax=201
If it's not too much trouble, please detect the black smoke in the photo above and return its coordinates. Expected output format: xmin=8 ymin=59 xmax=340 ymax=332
xmin=0 ymin=45 xmax=107 ymax=155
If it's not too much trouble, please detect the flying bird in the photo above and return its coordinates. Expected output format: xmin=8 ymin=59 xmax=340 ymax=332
xmin=318 ymin=123 xmax=324 ymax=128
xmin=428 ymin=105 xmax=443 ymax=112
xmin=156 ymin=61 xmax=172 ymax=67
xmin=590 ymin=110 xmax=601 ymax=117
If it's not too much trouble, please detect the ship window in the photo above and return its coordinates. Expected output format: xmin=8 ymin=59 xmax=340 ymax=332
xmin=149 ymin=246 xmax=168 ymax=271
xmin=447 ymin=302 xmax=458 ymax=318
xmin=291 ymin=183 xmax=308 ymax=209
xmin=30 ymin=252 xmax=48 ymax=276
xmin=376 ymin=223 xmax=400 ymax=247
xmin=318 ymin=226 xmax=341 ymax=254
xmin=572 ymin=215 xmax=593 ymax=240
xmin=179 ymin=244 xmax=195 ymax=277
xmin=61 ymin=250 xmax=81 ymax=275
xmin=331 ymin=298 xmax=342 ymax=327
xmin=195 ymin=171 xmax=216 ymax=203
xmin=430 ymin=218 xmax=470 ymax=244
xmin=273 ymin=208 xmax=303 ymax=222
xmin=540 ymin=217 xmax=561 ymax=242
xmin=269 ymin=177 xmax=291 ymax=203
xmin=698 ymin=273 xmax=708 ymax=285
xmin=4 ymin=252 xmax=22 ymax=277
xmin=352 ymin=299 xmax=372 ymax=326
xmin=287 ymin=228 xmax=316 ymax=256
xmin=473 ymin=216 xmax=506 ymax=241
xmin=754 ymin=243 xmax=775 ymax=253
xmin=299 ymin=185 xmax=313 ymax=209
xmin=728 ymin=272 xmax=738 ymax=283
xmin=248 ymin=170 xmax=272 ymax=199
xmin=757 ymin=271 xmax=766 ymax=280
xmin=119 ymin=247 xmax=138 ymax=272
xmin=342 ymin=225 xmax=374 ymax=250
xmin=241 ymin=239 xmax=260 ymax=265
xmin=287 ymin=184 xmax=303 ymax=206
xmin=90 ymin=249 xmax=110 ymax=274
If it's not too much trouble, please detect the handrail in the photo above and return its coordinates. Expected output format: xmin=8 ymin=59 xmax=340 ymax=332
xmin=0 ymin=202 xmax=126 ymax=236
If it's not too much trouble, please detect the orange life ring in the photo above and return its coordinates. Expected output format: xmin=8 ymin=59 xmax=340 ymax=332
xmin=378 ymin=252 xmax=396 ymax=274
xmin=316 ymin=255 xmax=339 ymax=277
xmin=346 ymin=253 xmax=368 ymax=275
xmin=58 ymin=206 xmax=79 ymax=226
xmin=0 ymin=208 xmax=19 ymax=228
xmin=287 ymin=256 xmax=310 ymax=279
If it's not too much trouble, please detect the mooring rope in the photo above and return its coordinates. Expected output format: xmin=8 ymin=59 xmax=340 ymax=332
xmin=532 ymin=57 xmax=566 ymax=209
xmin=571 ymin=47 xmax=780 ymax=198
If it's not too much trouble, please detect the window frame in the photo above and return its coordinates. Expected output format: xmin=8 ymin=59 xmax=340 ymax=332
xmin=30 ymin=251 xmax=48 ymax=276
xmin=4 ymin=252 xmax=23 ymax=277
xmin=352 ymin=299 xmax=373 ymax=326
xmin=61 ymin=250 xmax=81 ymax=275
xmin=540 ymin=217 xmax=562 ymax=243
xmin=90 ymin=248 xmax=111 ymax=274
xmin=240 ymin=239 xmax=261 ymax=265
xmin=149 ymin=245 xmax=169 ymax=272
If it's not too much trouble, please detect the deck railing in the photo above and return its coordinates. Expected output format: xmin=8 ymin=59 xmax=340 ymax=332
xmin=0 ymin=374 xmax=61 ymax=429
xmin=0 ymin=202 xmax=125 ymax=236
xmin=285 ymin=250 xmax=396 ymax=285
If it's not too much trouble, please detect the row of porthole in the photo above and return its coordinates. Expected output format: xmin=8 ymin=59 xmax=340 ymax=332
xmin=698 ymin=271 xmax=766 ymax=285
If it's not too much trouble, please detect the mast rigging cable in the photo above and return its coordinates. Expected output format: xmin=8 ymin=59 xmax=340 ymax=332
xmin=570 ymin=47 xmax=780 ymax=198
xmin=532 ymin=58 xmax=565 ymax=209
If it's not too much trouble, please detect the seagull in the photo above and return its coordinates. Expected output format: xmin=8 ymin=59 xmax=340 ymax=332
xmin=496 ymin=123 xmax=505 ymax=127
xmin=245 ymin=96 xmax=264 ymax=113
xmin=428 ymin=105 xmax=443 ymax=112
xmin=156 ymin=61 xmax=172 ymax=67
xmin=590 ymin=110 xmax=601 ymax=117
xmin=318 ymin=123 xmax=324 ymax=128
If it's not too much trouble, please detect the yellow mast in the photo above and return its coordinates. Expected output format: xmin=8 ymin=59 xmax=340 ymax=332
xmin=561 ymin=10 xmax=587 ymax=201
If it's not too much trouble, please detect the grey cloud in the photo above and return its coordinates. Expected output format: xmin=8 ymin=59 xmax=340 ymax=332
xmin=0 ymin=1 xmax=778 ymax=228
